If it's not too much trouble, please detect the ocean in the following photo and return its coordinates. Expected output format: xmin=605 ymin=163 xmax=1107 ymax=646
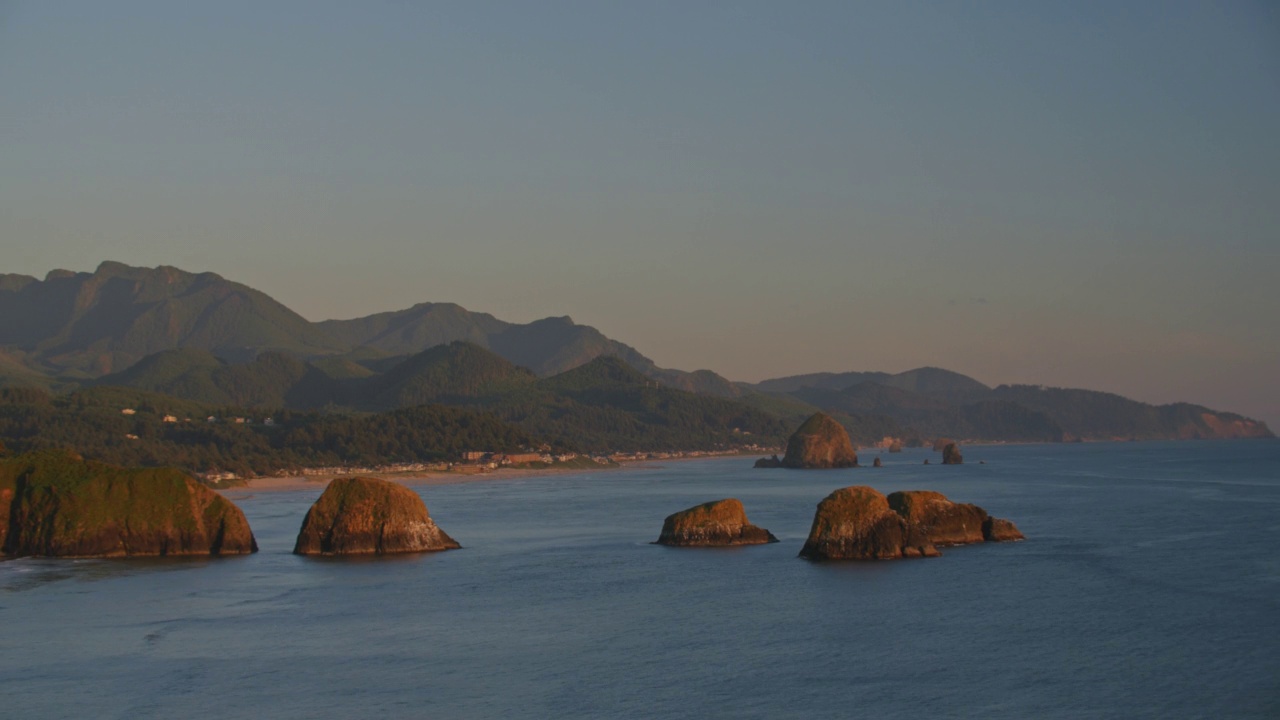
xmin=2 ymin=441 xmax=1278 ymax=719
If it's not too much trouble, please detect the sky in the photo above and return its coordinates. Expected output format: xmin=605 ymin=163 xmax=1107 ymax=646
xmin=2 ymin=1 xmax=1278 ymax=427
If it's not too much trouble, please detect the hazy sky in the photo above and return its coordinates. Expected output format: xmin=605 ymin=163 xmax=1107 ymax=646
xmin=2 ymin=1 xmax=1278 ymax=427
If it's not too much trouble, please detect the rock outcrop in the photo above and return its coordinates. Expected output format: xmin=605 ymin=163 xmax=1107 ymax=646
xmin=942 ymin=443 xmax=963 ymax=465
xmin=753 ymin=454 xmax=783 ymax=468
xmin=872 ymin=457 xmax=883 ymax=468
xmin=0 ymin=450 xmax=257 ymax=558
xmin=983 ymin=516 xmax=1025 ymax=542
xmin=782 ymin=413 xmax=858 ymax=469
xmin=800 ymin=485 xmax=1024 ymax=560
xmin=798 ymin=486 xmax=938 ymax=560
xmin=888 ymin=491 xmax=986 ymax=546
xmin=294 ymin=477 xmax=460 ymax=556
xmin=654 ymin=498 xmax=777 ymax=547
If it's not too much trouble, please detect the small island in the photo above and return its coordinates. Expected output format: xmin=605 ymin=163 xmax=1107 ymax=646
xmin=293 ymin=476 xmax=460 ymax=556
xmin=654 ymin=498 xmax=778 ymax=547
xmin=0 ymin=449 xmax=257 ymax=558
xmin=799 ymin=485 xmax=1022 ymax=561
xmin=755 ymin=412 xmax=858 ymax=469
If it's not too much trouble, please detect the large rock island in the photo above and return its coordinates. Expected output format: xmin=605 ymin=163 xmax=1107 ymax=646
xmin=654 ymin=498 xmax=778 ymax=546
xmin=0 ymin=450 xmax=257 ymax=557
xmin=799 ymin=485 xmax=1022 ymax=561
xmin=294 ymin=477 xmax=460 ymax=556
xmin=778 ymin=412 xmax=858 ymax=469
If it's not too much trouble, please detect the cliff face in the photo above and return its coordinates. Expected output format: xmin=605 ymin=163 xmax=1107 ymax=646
xmin=782 ymin=413 xmax=858 ymax=469
xmin=800 ymin=486 xmax=1022 ymax=561
xmin=655 ymin=498 xmax=777 ymax=546
xmin=0 ymin=450 xmax=257 ymax=558
xmin=293 ymin=477 xmax=460 ymax=555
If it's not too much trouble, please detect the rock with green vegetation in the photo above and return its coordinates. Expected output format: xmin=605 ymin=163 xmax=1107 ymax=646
xmin=942 ymin=443 xmax=963 ymax=465
xmin=293 ymin=477 xmax=460 ymax=556
xmin=799 ymin=486 xmax=937 ymax=560
xmin=887 ymin=490 xmax=987 ymax=546
xmin=0 ymin=449 xmax=257 ymax=558
xmin=654 ymin=498 xmax=778 ymax=547
xmin=782 ymin=413 xmax=858 ymax=469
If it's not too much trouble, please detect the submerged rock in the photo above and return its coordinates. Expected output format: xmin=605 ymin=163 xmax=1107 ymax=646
xmin=798 ymin=486 xmax=937 ymax=560
xmin=983 ymin=516 xmax=1025 ymax=542
xmin=782 ymin=413 xmax=858 ymax=469
xmin=655 ymin=498 xmax=777 ymax=547
xmin=753 ymin=454 xmax=783 ymax=469
xmin=888 ymin=490 xmax=986 ymax=546
xmin=294 ymin=477 xmax=460 ymax=556
xmin=942 ymin=443 xmax=964 ymax=465
xmin=0 ymin=450 xmax=256 ymax=558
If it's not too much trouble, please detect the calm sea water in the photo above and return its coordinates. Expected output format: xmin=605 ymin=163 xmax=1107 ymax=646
xmin=2 ymin=441 xmax=1278 ymax=719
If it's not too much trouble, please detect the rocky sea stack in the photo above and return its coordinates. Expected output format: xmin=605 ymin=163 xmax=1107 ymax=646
xmin=942 ymin=443 xmax=963 ymax=465
xmin=0 ymin=450 xmax=256 ymax=558
xmin=781 ymin=413 xmax=858 ymax=469
xmin=798 ymin=486 xmax=938 ymax=560
xmin=799 ymin=486 xmax=1023 ymax=561
xmin=654 ymin=498 xmax=778 ymax=547
xmin=294 ymin=477 xmax=460 ymax=556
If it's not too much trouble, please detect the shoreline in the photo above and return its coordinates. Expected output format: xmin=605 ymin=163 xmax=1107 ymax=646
xmin=218 ymin=453 xmax=765 ymax=495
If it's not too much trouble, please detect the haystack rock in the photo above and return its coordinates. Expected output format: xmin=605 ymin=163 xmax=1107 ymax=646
xmin=753 ymin=454 xmax=783 ymax=468
xmin=782 ymin=413 xmax=858 ymax=469
xmin=654 ymin=498 xmax=777 ymax=547
xmin=293 ymin=477 xmax=460 ymax=556
xmin=887 ymin=491 xmax=987 ymax=546
xmin=942 ymin=443 xmax=963 ymax=465
xmin=798 ymin=486 xmax=938 ymax=560
xmin=983 ymin=516 xmax=1025 ymax=542
xmin=0 ymin=450 xmax=256 ymax=558
xmin=872 ymin=457 xmax=883 ymax=468
xmin=932 ymin=437 xmax=955 ymax=452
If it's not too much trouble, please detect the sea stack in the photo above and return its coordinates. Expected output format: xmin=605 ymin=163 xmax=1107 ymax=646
xmin=942 ymin=443 xmax=963 ymax=465
xmin=798 ymin=486 xmax=938 ymax=560
xmin=872 ymin=457 xmax=883 ymax=468
xmin=654 ymin=499 xmax=778 ymax=547
xmin=0 ymin=450 xmax=257 ymax=558
xmin=782 ymin=413 xmax=858 ymax=469
xmin=799 ymin=486 xmax=1024 ymax=560
xmin=294 ymin=477 xmax=460 ymax=556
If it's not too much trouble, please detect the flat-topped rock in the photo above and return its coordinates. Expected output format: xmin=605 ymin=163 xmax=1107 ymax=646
xmin=294 ymin=477 xmax=460 ymax=556
xmin=655 ymin=498 xmax=777 ymax=547
xmin=0 ymin=450 xmax=256 ymax=558
xmin=782 ymin=413 xmax=858 ymax=469
xmin=799 ymin=486 xmax=937 ymax=560
xmin=888 ymin=490 xmax=986 ymax=546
